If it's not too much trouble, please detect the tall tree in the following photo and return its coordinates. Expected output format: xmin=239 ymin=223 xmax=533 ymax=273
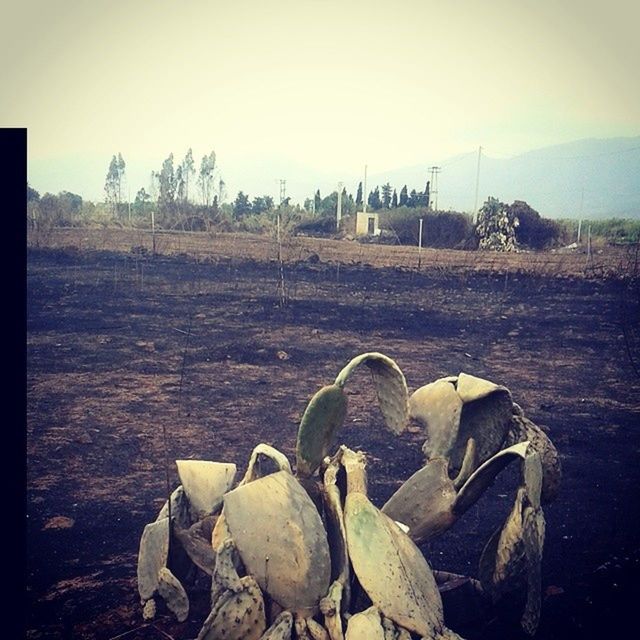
xmin=355 ymin=181 xmax=363 ymax=207
xmin=314 ymin=189 xmax=322 ymax=214
xmin=182 ymin=148 xmax=195 ymax=203
xmin=198 ymin=151 xmax=216 ymax=206
xmin=104 ymin=154 xmax=125 ymax=216
xmin=158 ymin=153 xmax=176 ymax=219
xmin=391 ymin=189 xmax=398 ymax=208
xmin=381 ymin=182 xmax=392 ymax=209
xmin=399 ymin=185 xmax=408 ymax=207
xmin=175 ymin=165 xmax=185 ymax=203
xmin=233 ymin=191 xmax=252 ymax=218
xmin=368 ymin=187 xmax=382 ymax=210
xmin=425 ymin=180 xmax=431 ymax=209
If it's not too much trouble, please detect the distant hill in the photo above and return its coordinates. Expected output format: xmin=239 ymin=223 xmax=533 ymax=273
xmin=368 ymin=137 xmax=640 ymax=219
xmin=28 ymin=137 xmax=640 ymax=219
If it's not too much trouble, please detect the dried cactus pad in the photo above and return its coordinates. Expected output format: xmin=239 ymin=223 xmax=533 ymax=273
xmin=409 ymin=380 xmax=463 ymax=460
xmin=241 ymin=443 xmax=292 ymax=484
xmin=175 ymin=460 xmax=237 ymax=520
xmin=260 ymin=611 xmax=294 ymax=639
xmin=157 ymin=567 xmax=189 ymax=622
xmin=156 ymin=485 xmax=191 ymax=529
xmin=334 ymin=352 xmax=409 ymax=435
xmin=345 ymin=492 xmax=444 ymax=637
xmin=453 ymin=375 xmax=513 ymax=475
xmin=223 ymin=470 xmax=331 ymax=616
xmin=381 ymin=457 xmax=457 ymax=543
xmin=198 ymin=575 xmax=266 ymax=640
xmin=296 ymin=384 xmax=348 ymax=477
xmin=453 ymin=441 xmax=530 ymax=516
xmin=137 ymin=518 xmax=169 ymax=600
xmin=506 ymin=411 xmax=561 ymax=504
xmin=345 ymin=606 xmax=385 ymax=639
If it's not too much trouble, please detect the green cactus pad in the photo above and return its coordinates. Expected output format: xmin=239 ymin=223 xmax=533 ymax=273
xmin=453 ymin=375 xmax=513 ymax=476
xmin=478 ymin=475 xmax=546 ymax=636
xmin=296 ymin=384 xmax=348 ymax=477
xmin=334 ymin=352 xmax=409 ymax=434
xmin=176 ymin=460 xmax=237 ymax=520
xmin=341 ymin=449 xmax=444 ymax=638
xmin=223 ymin=470 xmax=331 ymax=616
xmin=381 ymin=457 xmax=457 ymax=543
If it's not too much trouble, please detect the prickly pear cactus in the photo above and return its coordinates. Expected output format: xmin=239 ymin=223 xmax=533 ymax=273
xmin=136 ymin=350 xmax=560 ymax=639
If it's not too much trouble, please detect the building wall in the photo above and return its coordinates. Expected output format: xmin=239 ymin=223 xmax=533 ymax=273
xmin=355 ymin=212 xmax=380 ymax=235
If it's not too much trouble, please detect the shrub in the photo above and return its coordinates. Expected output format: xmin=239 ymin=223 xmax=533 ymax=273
xmin=508 ymin=201 xmax=565 ymax=249
xmin=380 ymin=207 xmax=474 ymax=248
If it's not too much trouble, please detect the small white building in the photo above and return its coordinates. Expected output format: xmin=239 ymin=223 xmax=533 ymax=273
xmin=355 ymin=211 xmax=380 ymax=236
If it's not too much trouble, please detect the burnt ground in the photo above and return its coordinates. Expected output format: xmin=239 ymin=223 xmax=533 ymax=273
xmin=26 ymin=242 xmax=640 ymax=639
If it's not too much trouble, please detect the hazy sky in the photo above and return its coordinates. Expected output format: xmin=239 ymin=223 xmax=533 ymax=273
xmin=3 ymin=0 xmax=639 ymax=200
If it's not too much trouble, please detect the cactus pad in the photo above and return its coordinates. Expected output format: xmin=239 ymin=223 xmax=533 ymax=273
xmin=176 ymin=460 xmax=237 ymax=520
xmin=223 ymin=470 xmax=331 ymax=615
xmin=345 ymin=606 xmax=385 ymax=639
xmin=157 ymin=566 xmax=189 ymax=622
xmin=341 ymin=448 xmax=444 ymax=638
xmin=381 ymin=457 xmax=457 ymax=543
xmin=296 ymin=384 xmax=348 ymax=477
xmin=137 ymin=517 xmax=169 ymax=601
xmin=334 ymin=352 xmax=409 ymax=434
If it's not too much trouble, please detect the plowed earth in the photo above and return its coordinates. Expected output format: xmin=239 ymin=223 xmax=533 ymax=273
xmin=26 ymin=230 xmax=640 ymax=639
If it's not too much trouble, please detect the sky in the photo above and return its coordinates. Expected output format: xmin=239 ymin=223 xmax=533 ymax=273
xmin=3 ymin=0 xmax=640 ymax=203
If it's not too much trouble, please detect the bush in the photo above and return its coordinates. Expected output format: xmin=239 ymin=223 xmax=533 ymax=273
xmin=380 ymin=207 xmax=474 ymax=248
xmin=293 ymin=215 xmax=337 ymax=236
xmin=508 ymin=201 xmax=566 ymax=249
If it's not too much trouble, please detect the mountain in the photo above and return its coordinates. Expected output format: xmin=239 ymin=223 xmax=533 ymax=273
xmin=368 ymin=137 xmax=640 ymax=219
xmin=28 ymin=137 xmax=640 ymax=219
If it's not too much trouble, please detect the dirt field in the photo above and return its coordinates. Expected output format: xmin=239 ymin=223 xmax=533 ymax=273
xmin=26 ymin=229 xmax=640 ymax=639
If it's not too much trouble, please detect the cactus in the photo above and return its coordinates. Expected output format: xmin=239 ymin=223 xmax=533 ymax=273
xmin=297 ymin=353 xmax=409 ymax=478
xmin=136 ymin=350 xmax=560 ymax=639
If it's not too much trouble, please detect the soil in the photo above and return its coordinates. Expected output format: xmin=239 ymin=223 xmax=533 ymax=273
xmin=26 ymin=230 xmax=640 ymax=639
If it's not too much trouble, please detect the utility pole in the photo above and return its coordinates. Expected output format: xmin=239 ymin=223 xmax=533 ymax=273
xmin=429 ymin=166 xmax=441 ymax=210
xmin=336 ymin=181 xmax=343 ymax=230
xmin=363 ymin=164 xmax=368 ymax=214
xmin=473 ymin=146 xmax=483 ymax=224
